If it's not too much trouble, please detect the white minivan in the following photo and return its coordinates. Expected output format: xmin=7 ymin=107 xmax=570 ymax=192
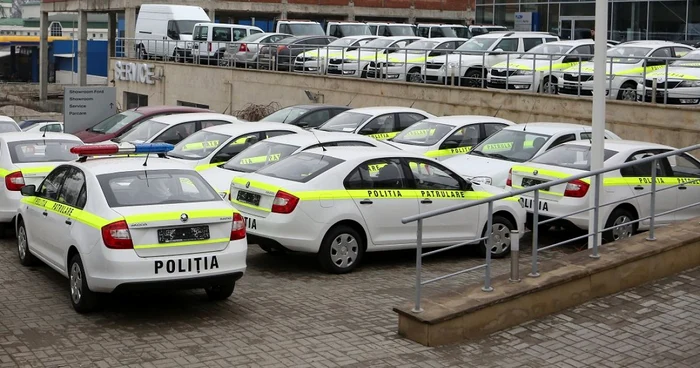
xmin=190 ymin=23 xmax=264 ymax=64
xmin=135 ymin=4 xmax=210 ymax=60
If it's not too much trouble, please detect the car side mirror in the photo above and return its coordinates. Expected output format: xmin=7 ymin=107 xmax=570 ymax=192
xmin=442 ymin=140 xmax=460 ymax=149
xmin=490 ymin=48 xmax=504 ymax=55
xmin=297 ymin=121 xmax=309 ymax=128
xmin=563 ymin=56 xmax=580 ymax=63
xmin=20 ymin=184 xmax=36 ymax=197
xmin=461 ymin=180 xmax=472 ymax=191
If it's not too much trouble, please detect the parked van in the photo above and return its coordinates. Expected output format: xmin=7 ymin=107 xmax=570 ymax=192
xmin=135 ymin=4 xmax=210 ymax=60
xmin=326 ymin=21 xmax=372 ymax=38
xmin=367 ymin=22 xmax=416 ymax=37
xmin=417 ymin=24 xmax=471 ymax=39
xmin=190 ymin=23 xmax=264 ymax=64
xmin=275 ymin=20 xmax=325 ymax=36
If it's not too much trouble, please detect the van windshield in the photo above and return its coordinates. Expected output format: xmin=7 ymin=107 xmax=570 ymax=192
xmin=288 ymin=24 xmax=325 ymax=36
xmin=173 ymin=20 xmax=201 ymax=35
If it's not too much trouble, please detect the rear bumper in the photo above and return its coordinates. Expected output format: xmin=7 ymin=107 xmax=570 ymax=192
xmin=112 ymin=271 xmax=243 ymax=293
xmin=0 ymin=191 xmax=20 ymax=223
xmin=239 ymin=210 xmax=327 ymax=253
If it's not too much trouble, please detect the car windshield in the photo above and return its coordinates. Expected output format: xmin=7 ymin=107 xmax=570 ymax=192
xmin=329 ymin=38 xmax=356 ymax=47
xmin=98 ymin=169 xmax=220 ymax=207
xmin=114 ymin=119 xmax=167 ymax=143
xmin=317 ymin=112 xmax=372 ymax=132
xmin=469 ymin=129 xmax=552 ymax=162
xmin=403 ymin=40 xmax=440 ymax=51
xmin=521 ymin=43 xmax=573 ymax=59
xmin=19 ymin=120 xmax=54 ymax=130
xmin=174 ymin=20 xmax=200 ymax=35
xmin=0 ymin=121 xmax=19 ymax=133
xmin=605 ymin=46 xmax=652 ymax=64
xmin=363 ymin=38 xmax=395 ymax=50
xmin=261 ymin=106 xmax=310 ymax=123
xmin=7 ymin=140 xmax=79 ymax=163
xmin=88 ymin=110 xmax=144 ymax=134
xmin=256 ymin=152 xmax=344 ymax=183
xmin=437 ymin=26 xmax=469 ymax=38
xmin=386 ymin=25 xmax=416 ymax=36
xmin=531 ymin=144 xmax=619 ymax=171
xmin=223 ymin=141 xmax=301 ymax=173
xmin=335 ymin=25 xmax=372 ymax=37
xmin=672 ymin=50 xmax=700 ymax=66
xmin=391 ymin=121 xmax=453 ymax=146
xmin=456 ymin=37 xmax=498 ymax=52
xmin=168 ymin=131 xmax=231 ymax=160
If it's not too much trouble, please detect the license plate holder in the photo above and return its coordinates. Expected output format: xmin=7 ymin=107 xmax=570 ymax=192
xmin=522 ymin=178 xmax=548 ymax=189
xmin=157 ymin=226 xmax=210 ymax=244
xmin=237 ymin=190 xmax=261 ymax=206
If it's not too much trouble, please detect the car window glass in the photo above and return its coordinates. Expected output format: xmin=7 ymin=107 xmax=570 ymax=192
xmin=299 ymin=110 xmax=330 ymax=127
xmin=496 ymin=38 xmax=518 ymax=52
xmin=37 ymin=166 xmax=69 ymax=201
xmin=651 ymin=47 xmax=672 ymax=58
xmin=523 ymin=38 xmax=543 ymax=51
xmin=75 ymin=185 xmax=87 ymax=209
xmin=621 ymin=150 xmax=671 ymax=177
xmin=441 ymin=124 xmax=480 ymax=149
xmin=417 ymin=27 xmax=428 ymax=37
xmin=668 ymin=154 xmax=700 ymax=178
xmin=201 ymin=120 xmax=228 ymax=129
xmin=58 ymin=168 xmax=86 ymax=207
xmin=360 ymin=114 xmax=396 ymax=135
xmin=213 ymin=27 xmax=232 ymax=42
xmin=570 ymin=45 xmax=590 ymax=56
xmin=193 ymin=26 xmax=208 ymax=41
xmin=345 ymin=158 xmax=405 ymax=190
xmin=335 ymin=141 xmax=376 ymax=147
xmin=484 ymin=123 xmax=507 ymax=138
xmin=232 ymin=28 xmax=247 ymax=41
xmin=211 ymin=134 xmax=260 ymax=164
xmin=548 ymin=134 xmax=576 ymax=150
xmin=674 ymin=47 xmax=692 ymax=57
xmin=406 ymin=159 xmax=462 ymax=190
xmin=398 ymin=113 xmax=426 ymax=130
xmin=432 ymin=28 xmax=444 ymax=37
xmin=154 ymin=121 xmax=196 ymax=144
xmin=264 ymin=130 xmax=297 ymax=139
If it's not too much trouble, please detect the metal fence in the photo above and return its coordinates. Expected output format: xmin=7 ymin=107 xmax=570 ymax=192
xmin=115 ymin=38 xmax=700 ymax=107
xmin=400 ymin=143 xmax=700 ymax=313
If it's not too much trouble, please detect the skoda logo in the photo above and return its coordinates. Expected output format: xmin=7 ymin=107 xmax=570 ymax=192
xmin=533 ymin=170 xmax=539 ymax=176
xmin=245 ymin=181 xmax=251 ymax=188
xmin=180 ymin=213 xmax=189 ymax=223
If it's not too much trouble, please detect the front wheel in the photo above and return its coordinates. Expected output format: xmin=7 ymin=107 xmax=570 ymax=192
xmin=69 ymin=254 xmax=100 ymax=313
xmin=462 ymin=69 xmax=484 ymax=88
xmin=318 ymin=225 xmax=364 ymax=274
xmin=603 ymin=207 xmax=637 ymax=242
xmin=617 ymin=82 xmax=638 ymax=101
xmin=478 ymin=215 xmax=515 ymax=258
xmin=17 ymin=220 xmax=36 ymax=266
xmin=205 ymin=280 xmax=235 ymax=301
xmin=540 ymin=77 xmax=558 ymax=94
xmin=406 ymin=68 xmax=423 ymax=83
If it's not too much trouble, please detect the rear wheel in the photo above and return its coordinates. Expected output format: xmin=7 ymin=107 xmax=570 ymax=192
xmin=617 ymin=81 xmax=638 ymax=101
xmin=478 ymin=215 xmax=515 ymax=258
xmin=318 ymin=225 xmax=364 ymax=274
xmin=603 ymin=207 xmax=637 ymax=242
xmin=69 ymin=254 xmax=100 ymax=313
xmin=361 ymin=65 xmax=369 ymax=78
xmin=462 ymin=69 xmax=484 ymax=88
xmin=540 ymin=76 xmax=558 ymax=94
xmin=205 ymin=280 xmax=236 ymax=301
xmin=17 ymin=220 xmax=36 ymax=266
xmin=406 ymin=67 xmax=423 ymax=83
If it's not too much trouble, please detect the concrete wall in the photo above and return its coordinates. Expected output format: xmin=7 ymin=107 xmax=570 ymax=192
xmin=109 ymin=59 xmax=700 ymax=150
xmin=55 ymin=70 xmax=107 ymax=85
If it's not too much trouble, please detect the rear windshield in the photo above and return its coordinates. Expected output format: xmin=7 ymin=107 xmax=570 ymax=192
xmin=0 ymin=121 xmax=20 ymax=133
xmin=531 ymin=144 xmax=619 ymax=171
xmin=317 ymin=112 xmax=372 ymax=133
xmin=223 ymin=141 xmax=300 ymax=173
xmin=256 ymin=152 xmax=344 ymax=183
xmin=88 ymin=110 xmax=144 ymax=134
xmin=8 ymin=140 xmax=79 ymax=163
xmin=97 ymin=169 xmax=220 ymax=207
xmin=115 ymin=119 xmax=167 ymax=143
xmin=168 ymin=131 xmax=231 ymax=160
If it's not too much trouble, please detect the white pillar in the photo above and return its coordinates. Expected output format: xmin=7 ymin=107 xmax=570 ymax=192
xmin=78 ymin=10 xmax=88 ymax=86
xmin=107 ymin=12 xmax=117 ymax=60
xmin=125 ymin=8 xmax=136 ymax=58
xmin=39 ymin=11 xmax=48 ymax=100
xmin=208 ymin=8 xmax=216 ymax=22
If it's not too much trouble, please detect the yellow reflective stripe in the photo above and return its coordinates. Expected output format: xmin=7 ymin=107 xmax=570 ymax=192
xmin=511 ymin=184 xmax=564 ymax=197
xmin=134 ymin=237 xmax=230 ymax=250
xmin=368 ymin=131 xmax=399 ymax=140
xmin=239 ymin=154 xmax=282 ymax=165
xmin=305 ymin=50 xmax=319 ymax=57
xmin=359 ymin=53 xmax=381 ymax=61
xmin=511 ymin=165 xmax=591 ymax=184
xmin=425 ymin=146 xmax=472 ymax=158
xmin=603 ymin=177 xmax=700 ymax=186
xmin=20 ymin=196 xmax=110 ymax=228
xmin=182 ymin=140 xmax=220 ymax=151
xmin=615 ymin=65 xmax=665 ymax=76
xmin=124 ymin=209 xmax=234 ymax=224
xmin=195 ymin=163 xmax=221 ymax=171
xmin=535 ymin=62 xmax=578 ymax=71
xmin=481 ymin=140 xmax=534 ymax=152
xmin=232 ymin=177 xmax=280 ymax=193
xmin=1 ymin=166 xmax=56 ymax=178
xmin=404 ymin=128 xmax=436 ymax=138
xmin=647 ymin=71 xmax=700 ymax=80
xmin=0 ymin=168 xmax=9 ymax=177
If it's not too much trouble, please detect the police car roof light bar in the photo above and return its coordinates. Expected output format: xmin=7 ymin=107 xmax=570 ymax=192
xmin=70 ymin=143 xmax=174 ymax=156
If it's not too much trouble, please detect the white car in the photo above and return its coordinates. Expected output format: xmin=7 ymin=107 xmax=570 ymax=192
xmin=315 ymin=106 xmax=436 ymax=140
xmin=167 ymin=122 xmax=308 ymax=171
xmin=508 ymin=140 xmax=700 ymax=240
xmin=636 ymin=49 xmax=700 ymax=105
xmin=421 ymin=32 xmax=559 ymax=87
xmin=442 ymin=123 xmax=623 ymax=188
xmin=326 ymin=36 xmax=423 ymax=78
xmin=15 ymin=143 xmax=247 ymax=313
xmin=0 ymin=115 xmax=21 ymax=133
xmin=22 ymin=121 xmax=64 ymax=133
xmin=199 ymin=130 xmax=400 ymax=195
xmin=228 ymin=147 xmax=526 ymax=273
xmin=387 ymin=115 xmax=515 ymax=160
xmin=113 ymin=112 xmax=244 ymax=146
xmin=0 ymin=132 xmax=82 ymax=227
xmin=293 ymin=35 xmax=380 ymax=75
xmin=558 ymin=41 xmax=695 ymax=101
xmin=366 ymin=38 xmax=466 ymax=82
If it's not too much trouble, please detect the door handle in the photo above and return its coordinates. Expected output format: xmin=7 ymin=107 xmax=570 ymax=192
xmin=679 ymin=185 xmax=687 ymax=190
xmin=634 ymin=186 xmax=644 ymax=190
xmin=420 ymin=199 xmax=433 ymax=204
xmin=359 ymin=199 xmax=373 ymax=205
xmin=42 ymin=211 xmax=48 ymax=216
xmin=65 ymin=219 xmax=72 ymax=225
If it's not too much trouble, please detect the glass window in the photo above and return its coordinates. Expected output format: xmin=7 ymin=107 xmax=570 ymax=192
xmin=484 ymin=123 xmax=507 ymax=137
xmin=405 ymin=159 xmax=462 ymax=191
xmin=345 ymin=158 xmax=406 ymax=190
xmin=649 ymin=1 xmax=687 ymax=41
xmin=262 ymin=106 xmax=311 ymax=124
xmin=168 ymin=131 xmax=231 ymax=160
xmin=210 ymin=134 xmax=260 ymax=164
xmin=397 ymin=113 xmax=427 ymax=130
xmin=152 ymin=122 xmax=196 ymax=145
xmin=87 ymin=110 xmax=144 ymax=134
xmin=58 ymin=168 xmax=86 ymax=207
xmin=441 ymin=125 xmax=480 ymax=150
xmin=621 ymin=151 xmax=671 ymax=177
xmin=531 ymin=144 xmax=619 ymax=171
xmin=431 ymin=27 xmax=445 ymax=38
xmin=691 ymin=1 xmax=700 ymax=41
xmin=392 ymin=121 xmax=454 ymax=146
xmin=668 ymin=154 xmax=700 ymax=178
xmin=223 ymin=141 xmax=300 ymax=173
xmin=256 ymin=152 xmax=344 ymax=183
xmin=76 ymin=186 xmax=87 ymax=209
xmin=98 ymin=170 xmax=220 ymax=207
xmin=124 ymin=92 xmax=148 ymax=110
xmin=672 ymin=50 xmax=700 ymax=65
xmin=201 ymin=120 xmax=228 ymax=129
xmin=298 ymin=110 xmax=330 ymax=128
xmin=417 ymin=27 xmax=429 ymax=38
xmin=318 ymin=111 xmax=372 ymax=133
xmin=264 ymin=130 xmax=296 ymax=139
xmin=494 ymin=5 xmax=518 ymax=29
xmin=193 ymin=25 xmax=208 ymax=41
xmin=359 ymin=114 xmax=396 ymax=135
xmin=495 ymin=38 xmax=518 ymax=52
xmin=611 ymin=2 xmax=647 ymax=42
xmin=7 ymin=140 xmax=79 ymax=164
xmin=470 ymin=129 xmax=552 ymax=163
xmin=232 ymin=28 xmax=247 ymax=41
xmin=38 ymin=167 xmax=69 ymax=201
xmin=177 ymin=100 xmax=210 ymax=109
xmin=456 ymin=37 xmax=499 ymax=52
xmin=523 ymin=38 xmax=543 ymax=52
xmin=213 ymin=27 xmax=232 ymax=42
xmin=0 ymin=121 xmax=19 ymax=133
xmin=606 ymin=46 xmax=652 ymax=64
xmin=548 ymin=134 xmax=577 ymax=149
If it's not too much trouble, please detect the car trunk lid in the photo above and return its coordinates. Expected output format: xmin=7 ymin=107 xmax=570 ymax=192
xmin=510 ymin=164 xmax=589 ymax=202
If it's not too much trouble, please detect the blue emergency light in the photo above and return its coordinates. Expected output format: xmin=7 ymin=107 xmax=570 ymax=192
xmin=70 ymin=142 xmax=175 ymax=156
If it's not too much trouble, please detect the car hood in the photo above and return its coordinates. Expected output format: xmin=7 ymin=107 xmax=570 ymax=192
xmin=384 ymin=141 xmax=431 ymax=153
xmin=199 ymin=166 xmax=242 ymax=197
xmin=300 ymin=46 xmax=351 ymax=59
xmin=491 ymin=57 xmax=579 ymax=72
xmin=562 ymin=60 xmax=646 ymax=76
xmin=386 ymin=50 xmax=431 ymax=64
xmin=646 ymin=65 xmax=700 ymax=80
xmin=442 ymin=154 xmax=516 ymax=188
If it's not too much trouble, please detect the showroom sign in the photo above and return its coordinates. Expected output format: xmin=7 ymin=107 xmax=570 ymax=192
xmin=114 ymin=61 xmax=156 ymax=84
xmin=514 ymin=12 xmax=533 ymax=32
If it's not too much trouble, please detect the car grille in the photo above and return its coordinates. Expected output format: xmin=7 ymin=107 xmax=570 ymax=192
xmin=644 ymin=79 xmax=681 ymax=89
xmin=425 ymin=62 xmax=444 ymax=70
xmin=296 ymin=57 xmax=315 ymax=62
xmin=563 ymin=73 xmax=593 ymax=82
xmin=490 ymin=69 xmax=517 ymax=77
xmin=328 ymin=58 xmax=343 ymax=65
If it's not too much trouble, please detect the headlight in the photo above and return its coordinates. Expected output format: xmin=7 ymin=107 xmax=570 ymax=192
xmin=679 ymin=80 xmax=700 ymax=87
xmin=470 ymin=176 xmax=492 ymax=185
xmin=605 ymin=75 xmax=615 ymax=81
xmin=514 ymin=70 xmax=533 ymax=76
xmin=447 ymin=62 xmax=457 ymax=69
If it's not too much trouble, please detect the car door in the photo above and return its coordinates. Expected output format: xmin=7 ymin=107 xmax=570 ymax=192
xmin=397 ymin=112 xmax=428 ymax=131
xmin=619 ymin=149 xmax=677 ymax=226
xmin=667 ymin=152 xmax=700 ymax=221
xmin=403 ymin=158 xmax=480 ymax=244
xmin=344 ymin=158 xmax=419 ymax=246
xmin=357 ymin=113 xmax=398 ymax=139
xmin=26 ymin=166 xmax=70 ymax=265
xmin=490 ymin=38 xmax=518 ymax=66
xmin=52 ymin=167 xmax=87 ymax=272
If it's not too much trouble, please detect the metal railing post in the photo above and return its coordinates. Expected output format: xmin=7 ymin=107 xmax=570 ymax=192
xmin=647 ymin=159 xmax=657 ymax=241
xmin=663 ymin=60 xmax=669 ymax=105
xmin=652 ymin=79 xmax=658 ymax=104
xmin=509 ymin=229 xmax=520 ymax=282
xmin=413 ymin=219 xmax=424 ymax=313
xmin=482 ymin=202 xmax=494 ymax=292
xmin=591 ymin=174 xmax=601 ymax=259
xmin=529 ymin=189 xmax=540 ymax=277
xmin=505 ymin=53 xmax=510 ymax=90
xmin=481 ymin=52 xmax=486 ymax=88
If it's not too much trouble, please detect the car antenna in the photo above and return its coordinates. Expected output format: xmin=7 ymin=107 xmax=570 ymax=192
xmin=143 ymin=152 xmax=150 ymax=167
xmin=309 ymin=128 xmax=326 ymax=151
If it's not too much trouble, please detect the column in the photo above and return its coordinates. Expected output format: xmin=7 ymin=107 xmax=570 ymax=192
xmin=347 ymin=0 xmax=355 ymax=21
xmin=78 ymin=10 xmax=87 ymax=86
xmin=107 ymin=12 xmax=117 ymax=60
xmin=280 ymin=0 xmax=288 ymax=20
xmin=208 ymin=8 xmax=216 ymax=22
xmin=39 ymin=11 xmax=48 ymax=100
xmin=124 ymin=7 xmax=136 ymax=59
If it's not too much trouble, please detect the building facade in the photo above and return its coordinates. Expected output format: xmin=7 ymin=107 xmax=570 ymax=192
xmin=476 ymin=0 xmax=700 ymax=42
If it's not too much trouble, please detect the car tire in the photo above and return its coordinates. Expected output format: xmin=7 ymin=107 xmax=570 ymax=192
xmin=478 ymin=215 xmax=515 ymax=259
xmin=318 ymin=225 xmax=364 ymax=274
xmin=616 ymin=81 xmax=638 ymax=101
xmin=205 ymin=280 xmax=235 ymax=301
xmin=361 ymin=65 xmax=369 ymax=79
xmin=69 ymin=253 xmax=100 ymax=314
xmin=406 ymin=68 xmax=423 ymax=83
xmin=603 ymin=207 xmax=637 ymax=242
xmin=540 ymin=76 xmax=558 ymax=94
xmin=17 ymin=219 xmax=36 ymax=267
xmin=462 ymin=69 xmax=484 ymax=88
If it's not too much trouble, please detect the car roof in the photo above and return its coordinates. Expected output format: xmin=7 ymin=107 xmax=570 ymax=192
xmin=562 ymin=139 xmax=675 ymax=152
xmin=422 ymin=37 xmax=468 ymax=42
xmin=503 ymin=122 xmax=597 ymax=134
xmin=200 ymin=122 xmax=306 ymax=135
xmin=302 ymin=146 xmax=424 ymax=162
xmin=194 ymin=22 xmax=260 ymax=28
xmin=264 ymin=130 xmax=378 ymax=145
xmin=421 ymin=115 xmax=514 ymax=127
xmin=339 ymin=35 xmax=378 ymax=40
xmin=126 ymin=105 xmax=210 ymax=115
xmin=280 ymin=104 xmax=350 ymax=111
xmin=381 ymin=36 xmax=422 ymax=41
xmin=549 ymin=39 xmax=594 ymax=46
xmin=0 ymin=115 xmax=16 ymax=123
xmin=618 ymin=40 xmax=691 ymax=48
xmin=75 ymin=156 xmax=195 ymax=176
xmin=344 ymin=106 xmax=433 ymax=116
xmin=149 ymin=112 xmax=243 ymax=125
xmin=0 ymin=132 xmax=81 ymax=143
xmin=418 ymin=23 xmax=467 ymax=27
xmin=473 ymin=32 xmax=554 ymax=39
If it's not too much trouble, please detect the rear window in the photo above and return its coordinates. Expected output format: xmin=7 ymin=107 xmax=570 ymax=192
xmin=168 ymin=131 xmax=231 ymax=160
xmin=7 ymin=140 xmax=79 ymax=163
xmin=97 ymin=169 xmax=220 ymax=207
xmin=223 ymin=141 xmax=300 ymax=173
xmin=531 ymin=144 xmax=619 ymax=171
xmin=256 ymin=152 xmax=344 ymax=183
xmin=87 ymin=110 xmax=144 ymax=134
xmin=0 ymin=121 xmax=20 ymax=133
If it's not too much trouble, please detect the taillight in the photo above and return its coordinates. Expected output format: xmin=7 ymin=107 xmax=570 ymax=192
xmin=564 ymin=179 xmax=590 ymax=198
xmin=271 ymin=190 xmax=299 ymax=214
xmin=101 ymin=220 xmax=133 ymax=249
xmin=5 ymin=171 xmax=24 ymax=191
xmin=277 ymin=45 xmax=288 ymax=53
xmin=505 ymin=168 xmax=512 ymax=187
xmin=208 ymin=42 xmax=212 ymax=52
xmin=231 ymin=213 xmax=246 ymax=240
xmin=239 ymin=43 xmax=248 ymax=52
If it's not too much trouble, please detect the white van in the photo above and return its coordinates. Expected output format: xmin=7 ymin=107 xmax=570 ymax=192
xmin=275 ymin=20 xmax=325 ymax=36
xmin=417 ymin=24 xmax=471 ymax=39
xmin=190 ymin=23 xmax=264 ymax=64
xmin=367 ymin=22 xmax=417 ymax=37
xmin=325 ymin=21 xmax=372 ymax=38
xmin=135 ymin=4 xmax=210 ymax=60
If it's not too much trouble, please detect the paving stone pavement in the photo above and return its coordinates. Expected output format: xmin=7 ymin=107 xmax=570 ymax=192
xmin=0 ymin=231 xmax=699 ymax=368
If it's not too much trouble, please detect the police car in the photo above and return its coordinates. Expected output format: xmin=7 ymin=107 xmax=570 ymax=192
xmin=293 ymin=35 xmax=380 ymax=74
xmin=366 ymin=38 xmax=466 ymax=82
xmin=167 ymin=122 xmax=308 ymax=171
xmin=558 ymin=41 xmax=695 ymax=101
xmin=636 ymin=49 xmax=700 ymax=105
xmin=315 ymin=106 xmax=435 ymax=140
xmin=16 ymin=143 xmax=247 ymax=313
xmin=326 ymin=36 xmax=423 ymax=78
xmin=388 ymin=116 xmax=515 ymax=160
xmin=0 ymin=132 xmax=82 ymax=228
xmin=0 ymin=115 xmax=20 ymax=133
xmin=229 ymin=147 xmax=525 ymax=274
xmin=199 ymin=130 xmax=400 ymax=195
xmin=509 ymin=140 xmax=700 ymax=239
xmin=113 ymin=113 xmax=244 ymax=145
xmin=441 ymin=123 xmax=622 ymax=188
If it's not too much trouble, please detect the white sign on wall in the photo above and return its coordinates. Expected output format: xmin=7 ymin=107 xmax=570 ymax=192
xmin=113 ymin=61 xmax=156 ymax=84
xmin=514 ymin=12 xmax=533 ymax=32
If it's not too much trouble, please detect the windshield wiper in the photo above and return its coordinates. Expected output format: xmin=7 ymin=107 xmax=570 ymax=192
xmin=469 ymin=150 xmax=488 ymax=157
xmin=488 ymin=153 xmax=512 ymax=161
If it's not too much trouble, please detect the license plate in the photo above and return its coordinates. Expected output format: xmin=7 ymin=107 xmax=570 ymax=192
xmin=328 ymin=65 xmax=338 ymax=70
xmin=154 ymin=255 xmax=220 ymax=274
xmin=491 ymin=79 xmax=505 ymax=84
xmin=157 ymin=226 xmax=210 ymax=244
xmin=237 ymin=190 xmax=261 ymax=206
xmin=521 ymin=178 xmax=548 ymax=188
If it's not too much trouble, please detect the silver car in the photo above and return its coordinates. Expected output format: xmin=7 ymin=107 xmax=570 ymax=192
xmin=221 ymin=32 xmax=293 ymax=68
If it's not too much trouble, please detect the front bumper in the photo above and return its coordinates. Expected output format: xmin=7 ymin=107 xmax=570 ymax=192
xmin=366 ymin=66 xmax=404 ymax=80
xmin=635 ymin=85 xmax=700 ymax=105
xmin=326 ymin=62 xmax=362 ymax=77
xmin=488 ymin=75 xmax=534 ymax=91
xmin=293 ymin=60 xmax=325 ymax=74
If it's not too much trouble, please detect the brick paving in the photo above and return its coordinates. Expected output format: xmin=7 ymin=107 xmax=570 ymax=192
xmin=0 ymin=230 xmax=699 ymax=368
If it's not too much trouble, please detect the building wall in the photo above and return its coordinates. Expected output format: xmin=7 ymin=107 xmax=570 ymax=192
xmin=55 ymin=70 xmax=107 ymax=84
xmin=53 ymin=40 xmax=108 ymax=76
